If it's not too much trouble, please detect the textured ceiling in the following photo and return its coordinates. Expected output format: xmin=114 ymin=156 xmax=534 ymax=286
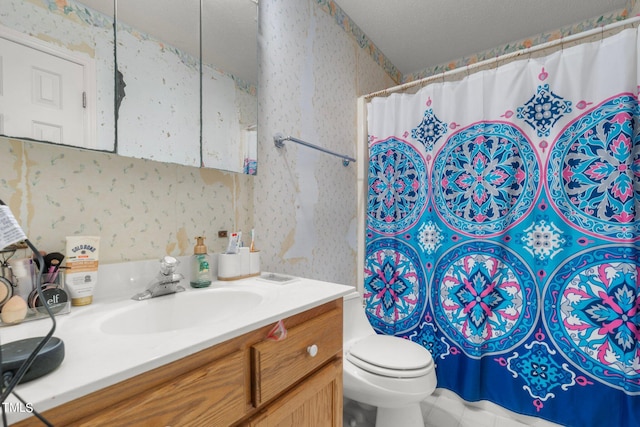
xmin=335 ymin=0 xmax=630 ymax=77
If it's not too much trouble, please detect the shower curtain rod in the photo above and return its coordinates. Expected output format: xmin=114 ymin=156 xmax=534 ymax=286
xmin=273 ymin=133 xmax=356 ymax=166
xmin=364 ymin=15 xmax=640 ymax=100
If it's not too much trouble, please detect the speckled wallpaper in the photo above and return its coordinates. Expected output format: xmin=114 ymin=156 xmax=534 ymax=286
xmin=0 ymin=137 xmax=253 ymax=262
xmin=255 ymin=0 xmax=394 ymax=286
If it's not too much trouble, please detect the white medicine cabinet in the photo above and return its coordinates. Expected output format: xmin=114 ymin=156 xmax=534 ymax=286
xmin=0 ymin=0 xmax=258 ymax=175
xmin=115 ymin=0 xmax=258 ymax=173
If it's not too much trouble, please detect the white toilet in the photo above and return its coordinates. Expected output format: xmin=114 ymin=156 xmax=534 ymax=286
xmin=343 ymin=291 xmax=437 ymax=427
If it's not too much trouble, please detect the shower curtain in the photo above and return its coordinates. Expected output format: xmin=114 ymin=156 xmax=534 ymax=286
xmin=365 ymin=28 xmax=640 ymax=427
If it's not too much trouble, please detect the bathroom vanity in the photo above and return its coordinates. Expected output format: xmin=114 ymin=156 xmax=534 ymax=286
xmin=4 ymin=270 xmax=351 ymax=426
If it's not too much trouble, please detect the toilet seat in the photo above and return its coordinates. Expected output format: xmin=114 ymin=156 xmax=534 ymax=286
xmin=346 ymin=335 xmax=434 ymax=378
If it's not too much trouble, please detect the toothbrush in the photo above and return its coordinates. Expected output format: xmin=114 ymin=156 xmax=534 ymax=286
xmin=250 ymin=229 xmax=255 ymax=252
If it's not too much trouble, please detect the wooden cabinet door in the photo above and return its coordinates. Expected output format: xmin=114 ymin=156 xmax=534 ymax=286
xmin=246 ymin=359 xmax=343 ymax=427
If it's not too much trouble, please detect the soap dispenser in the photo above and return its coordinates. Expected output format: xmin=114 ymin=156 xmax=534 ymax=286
xmin=190 ymin=236 xmax=212 ymax=288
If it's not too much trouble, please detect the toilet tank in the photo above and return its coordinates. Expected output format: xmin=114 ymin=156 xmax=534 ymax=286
xmin=343 ymin=291 xmax=376 ymax=344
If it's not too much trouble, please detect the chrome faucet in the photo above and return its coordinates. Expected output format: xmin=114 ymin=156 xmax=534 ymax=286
xmin=132 ymin=256 xmax=185 ymax=300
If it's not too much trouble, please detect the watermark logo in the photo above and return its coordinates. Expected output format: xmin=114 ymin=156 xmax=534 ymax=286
xmin=2 ymin=402 xmax=34 ymax=413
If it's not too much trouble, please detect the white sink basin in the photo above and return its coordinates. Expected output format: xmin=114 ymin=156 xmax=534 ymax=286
xmin=100 ymin=288 xmax=264 ymax=335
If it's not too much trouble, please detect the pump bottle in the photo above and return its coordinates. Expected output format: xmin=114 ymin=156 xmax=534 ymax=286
xmin=190 ymin=236 xmax=212 ymax=288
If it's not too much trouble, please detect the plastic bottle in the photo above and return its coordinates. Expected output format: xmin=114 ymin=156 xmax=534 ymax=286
xmin=190 ymin=236 xmax=212 ymax=288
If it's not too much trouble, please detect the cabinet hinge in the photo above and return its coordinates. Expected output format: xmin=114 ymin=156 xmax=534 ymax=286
xmin=82 ymin=91 xmax=86 ymax=108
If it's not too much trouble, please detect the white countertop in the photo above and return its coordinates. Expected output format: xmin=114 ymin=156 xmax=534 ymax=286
xmin=2 ymin=274 xmax=353 ymax=424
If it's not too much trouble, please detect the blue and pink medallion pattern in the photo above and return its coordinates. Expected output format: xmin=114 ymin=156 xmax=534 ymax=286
xmin=366 ymin=54 xmax=640 ymax=427
xmin=367 ymin=137 xmax=428 ymax=235
xmin=547 ymin=94 xmax=640 ymax=241
xmin=364 ymin=238 xmax=427 ymax=335
xmin=432 ymin=122 xmax=540 ymax=236
xmin=432 ymin=241 xmax=538 ymax=358
xmin=543 ymin=246 xmax=640 ymax=394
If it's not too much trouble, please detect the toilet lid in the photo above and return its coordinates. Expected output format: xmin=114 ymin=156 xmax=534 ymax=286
xmin=346 ymin=335 xmax=434 ymax=378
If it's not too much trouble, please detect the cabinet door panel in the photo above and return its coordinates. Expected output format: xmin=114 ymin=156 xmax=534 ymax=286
xmin=247 ymin=359 xmax=343 ymax=427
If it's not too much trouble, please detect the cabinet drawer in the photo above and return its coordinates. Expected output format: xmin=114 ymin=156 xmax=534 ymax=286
xmin=251 ymin=307 xmax=342 ymax=406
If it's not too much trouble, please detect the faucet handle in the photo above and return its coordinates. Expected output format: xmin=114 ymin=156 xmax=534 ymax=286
xmin=159 ymin=256 xmax=179 ymax=275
